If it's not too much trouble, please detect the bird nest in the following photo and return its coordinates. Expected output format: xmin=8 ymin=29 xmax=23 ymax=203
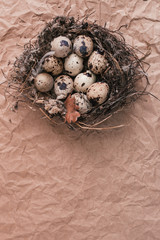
xmin=8 ymin=16 xmax=149 ymax=130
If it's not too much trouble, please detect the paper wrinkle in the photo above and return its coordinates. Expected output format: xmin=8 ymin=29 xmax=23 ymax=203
xmin=0 ymin=0 xmax=160 ymax=239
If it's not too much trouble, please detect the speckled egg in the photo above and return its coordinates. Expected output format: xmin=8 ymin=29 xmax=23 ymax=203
xmin=71 ymin=93 xmax=92 ymax=114
xmin=51 ymin=36 xmax=72 ymax=58
xmin=54 ymin=75 xmax=73 ymax=99
xmin=87 ymin=82 xmax=109 ymax=105
xmin=34 ymin=73 xmax=54 ymax=92
xmin=73 ymin=35 xmax=93 ymax=58
xmin=42 ymin=55 xmax=63 ymax=75
xmin=64 ymin=53 xmax=84 ymax=76
xmin=74 ymin=70 xmax=96 ymax=93
xmin=88 ymin=51 xmax=108 ymax=74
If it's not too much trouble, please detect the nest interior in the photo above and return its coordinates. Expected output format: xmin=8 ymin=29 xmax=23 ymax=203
xmin=10 ymin=16 xmax=149 ymax=129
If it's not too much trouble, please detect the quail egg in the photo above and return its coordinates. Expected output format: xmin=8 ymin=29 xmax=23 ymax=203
xmin=71 ymin=93 xmax=92 ymax=114
xmin=73 ymin=35 xmax=93 ymax=57
xmin=42 ymin=55 xmax=63 ymax=75
xmin=51 ymin=36 xmax=72 ymax=58
xmin=34 ymin=73 xmax=54 ymax=92
xmin=87 ymin=82 xmax=109 ymax=105
xmin=54 ymin=75 xmax=73 ymax=99
xmin=88 ymin=51 xmax=108 ymax=74
xmin=64 ymin=53 xmax=83 ymax=76
xmin=74 ymin=70 xmax=96 ymax=93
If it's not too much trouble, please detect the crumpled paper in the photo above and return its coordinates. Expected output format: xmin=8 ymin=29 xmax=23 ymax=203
xmin=0 ymin=0 xmax=160 ymax=239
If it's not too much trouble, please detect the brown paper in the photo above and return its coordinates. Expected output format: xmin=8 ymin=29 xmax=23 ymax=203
xmin=0 ymin=0 xmax=160 ymax=239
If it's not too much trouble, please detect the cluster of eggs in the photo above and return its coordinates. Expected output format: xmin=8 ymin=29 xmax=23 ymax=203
xmin=34 ymin=35 xmax=109 ymax=115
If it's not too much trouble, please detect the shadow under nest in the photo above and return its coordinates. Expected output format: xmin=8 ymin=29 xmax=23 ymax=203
xmin=9 ymin=16 xmax=149 ymax=130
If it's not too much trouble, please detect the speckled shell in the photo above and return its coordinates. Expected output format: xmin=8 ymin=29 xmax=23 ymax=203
xmin=42 ymin=55 xmax=63 ymax=75
xmin=88 ymin=51 xmax=108 ymax=74
xmin=51 ymin=36 xmax=72 ymax=58
xmin=73 ymin=35 xmax=93 ymax=58
xmin=74 ymin=70 xmax=96 ymax=93
xmin=71 ymin=93 xmax=92 ymax=114
xmin=64 ymin=53 xmax=84 ymax=76
xmin=54 ymin=75 xmax=73 ymax=100
xmin=87 ymin=82 xmax=109 ymax=105
xmin=34 ymin=73 xmax=54 ymax=92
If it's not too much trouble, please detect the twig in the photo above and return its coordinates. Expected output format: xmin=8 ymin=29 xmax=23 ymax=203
xmin=39 ymin=108 xmax=58 ymax=124
xmin=1 ymin=68 xmax=7 ymax=79
xmin=76 ymin=122 xmax=125 ymax=131
xmin=78 ymin=114 xmax=112 ymax=127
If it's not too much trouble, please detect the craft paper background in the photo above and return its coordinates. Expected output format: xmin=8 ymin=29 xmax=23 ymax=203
xmin=0 ymin=0 xmax=160 ymax=239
